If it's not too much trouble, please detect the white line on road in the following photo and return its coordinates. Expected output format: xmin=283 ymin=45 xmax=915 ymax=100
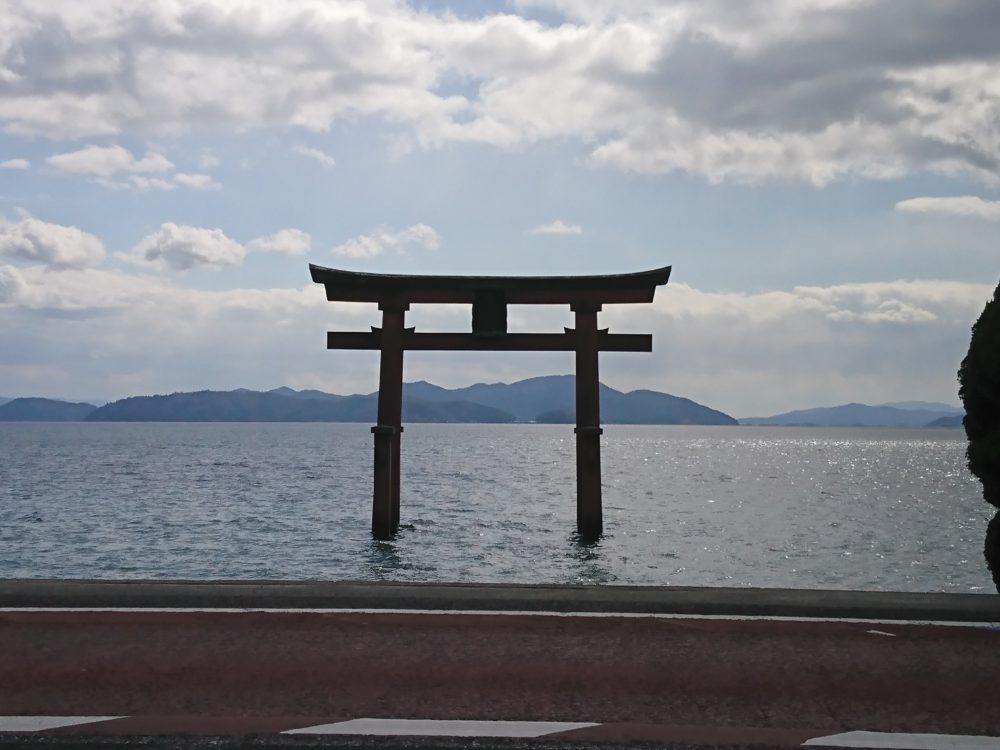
xmin=805 ymin=731 xmax=1000 ymax=750
xmin=1 ymin=607 xmax=996 ymax=629
xmin=0 ymin=717 xmax=121 ymax=732
xmin=283 ymin=718 xmax=598 ymax=737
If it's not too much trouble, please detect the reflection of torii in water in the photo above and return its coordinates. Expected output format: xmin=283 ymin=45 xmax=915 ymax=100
xmin=310 ymin=264 xmax=671 ymax=542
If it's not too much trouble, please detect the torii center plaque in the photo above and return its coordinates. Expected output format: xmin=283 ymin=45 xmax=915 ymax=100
xmin=310 ymin=264 xmax=671 ymax=542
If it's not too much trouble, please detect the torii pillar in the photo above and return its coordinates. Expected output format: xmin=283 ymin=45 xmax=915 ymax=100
xmin=371 ymin=302 xmax=407 ymax=539
xmin=573 ymin=302 xmax=603 ymax=538
xmin=310 ymin=264 xmax=671 ymax=543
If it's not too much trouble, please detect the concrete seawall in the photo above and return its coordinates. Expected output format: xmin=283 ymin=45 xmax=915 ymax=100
xmin=1 ymin=579 xmax=997 ymax=621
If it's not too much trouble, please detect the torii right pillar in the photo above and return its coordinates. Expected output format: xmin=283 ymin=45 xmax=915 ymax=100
xmin=573 ymin=302 xmax=603 ymax=541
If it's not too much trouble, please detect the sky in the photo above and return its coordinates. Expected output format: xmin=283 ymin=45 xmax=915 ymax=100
xmin=0 ymin=0 xmax=997 ymax=417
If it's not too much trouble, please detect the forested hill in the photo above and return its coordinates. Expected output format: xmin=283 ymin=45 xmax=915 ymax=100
xmin=6 ymin=375 xmax=738 ymax=424
xmin=740 ymin=402 xmax=964 ymax=427
xmin=403 ymin=375 xmax=736 ymax=425
xmin=86 ymin=389 xmax=514 ymax=423
xmin=0 ymin=397 xmax=97 ymax=421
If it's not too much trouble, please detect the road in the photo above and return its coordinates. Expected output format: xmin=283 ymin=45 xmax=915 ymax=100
xmin=2 ymin=608 xmax=999 ymax=746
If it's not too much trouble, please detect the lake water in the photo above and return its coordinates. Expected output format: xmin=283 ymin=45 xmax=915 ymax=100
xmin=0 ymin=423 xmax=992 ymax=593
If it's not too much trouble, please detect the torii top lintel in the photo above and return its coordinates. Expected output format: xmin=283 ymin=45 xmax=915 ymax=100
xmin=309 ymin=264 xmax=671 ymax=306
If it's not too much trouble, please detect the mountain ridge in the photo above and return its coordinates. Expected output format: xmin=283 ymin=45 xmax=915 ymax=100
xmin=1 ymin=375 xmax=736 ymax=424
xmin=740 ymin=402 xmax=965 ymax=428
xmin=0 ymin=397 xmax=98 ymax=421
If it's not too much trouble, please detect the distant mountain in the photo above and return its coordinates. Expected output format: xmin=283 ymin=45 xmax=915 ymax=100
xmin=267 ymin=386 xmax=345 ymax=402
xmin=740 ymin=402 xmax=964 ymax=427
xmin=3 ymin=384 xmax=962 ymax=428
xmin=0 ymin=397 xmax=97 ymax=421
xmin=6 ymin=377 xmax=737 ymax=424
xmin=400 ymin=375 xmax=736 ymax=425
xmin=926 ymin=414 xmax=964 ymax=428
xmin=881 ymin=401 xmax=963 ymax=414
xmin=87 ymin=390 xmax=514 ymax=423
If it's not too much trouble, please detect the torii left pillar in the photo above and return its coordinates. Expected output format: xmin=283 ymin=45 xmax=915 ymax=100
xmin=372 ymin=302 xmax=406 ymax=539
xmin=573 ymin=303 xmax=603 ymax=541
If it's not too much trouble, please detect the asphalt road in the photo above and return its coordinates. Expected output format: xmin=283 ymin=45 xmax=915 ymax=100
xmin=2 ymin=608 xmax=999 ymax=746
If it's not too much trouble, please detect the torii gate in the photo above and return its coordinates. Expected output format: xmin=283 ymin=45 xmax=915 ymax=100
xmin=310 ymin=264 xmax=671 ymax=542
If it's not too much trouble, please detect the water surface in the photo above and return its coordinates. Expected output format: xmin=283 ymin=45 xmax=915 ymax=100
xmin=0 ymin=423 xmax=990 ymax=592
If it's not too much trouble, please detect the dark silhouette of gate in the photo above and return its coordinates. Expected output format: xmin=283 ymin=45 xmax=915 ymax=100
xmin=310 ymin=264 xmax=671 ymax=542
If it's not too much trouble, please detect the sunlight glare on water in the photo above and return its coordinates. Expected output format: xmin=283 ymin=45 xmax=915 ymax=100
xmin=0 ymin=423 xmax=990 ymax=592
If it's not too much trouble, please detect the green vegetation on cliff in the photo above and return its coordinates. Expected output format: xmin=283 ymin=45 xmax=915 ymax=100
xmin=959 ymin=279 xmax=1000 ymax=591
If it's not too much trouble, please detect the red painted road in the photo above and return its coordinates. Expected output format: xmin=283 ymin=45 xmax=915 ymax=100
xmin=1 ymin=611 xmax=998 ymax=743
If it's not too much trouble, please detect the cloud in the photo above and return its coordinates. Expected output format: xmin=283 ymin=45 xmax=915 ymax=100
xmin=45 ymin=144 xmax=220 ymax=190
xmin=895 ymin=196 xmax=1000 ymax=221
xmin=527 ymin=220 xmax=583 ymax=236
xmin=333 ymin=223 xmax=441 ymax=258
xmin=198 ymin=151 xmax=221 ymax=170
xmin=173 ymin=172 xmax=220 ymax=190
xmin=127 ymin=223 xmax=245 ymax=271
xmin=0 ymin=261 xmax=990 ymax=414
xmin=247 ymin=228 xmax=311 ymax=256
xmin=292 ymin=145 xmax=336 ymax=168
xmin=599 ymin=277 xmax=993 ymax=415
xmin=0 ymin=263 xmax=27 ymax=302
xmin=97 ymin=175 xmax=177 ymax=191
xmin=0 ymin=264 xmax=377 ymax=400
xmin=46 ymin=145 xmax=173 ymax=178
xmin=0 ymin=212 xmax=106 ymax=268
xmin=1 ymin=2 xmax=997 ymax=185
xmin=1 ymin=158 xmax=29 ymax=169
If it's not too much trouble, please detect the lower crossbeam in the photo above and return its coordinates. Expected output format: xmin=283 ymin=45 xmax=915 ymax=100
xmin=327 ymin=331 xmax=652 ymax=352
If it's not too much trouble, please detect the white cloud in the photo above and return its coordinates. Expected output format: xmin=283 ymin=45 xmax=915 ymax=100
xmin=198 ymin=151 xmax=221 ymax=170
xmin=527 ymin=220 xmax=583 ymax=236
xmin=173 ymin=172 xmax=220 ymax=190
xmin=45 ymin=144 xmax=219 ymax=190
xmin=127 ymin=223 xmax=245 ymax=271
xmin=292 ymin=145 xmax=336 ymax=168
xmin=1 ymin=158 xmax=29 ymax=169
xmin=0 ymin=264 xmax=990 ymax=414
xmin=895 ymin=196 xmax=1000 ymax=221
xmin=46 ymin=145 xmax=173 ymax=178
xmin=1 ymin=2 xmax=997 ymax=185
xmin=333 ymin=223 xmax=441 ymax=258
xmin=0 ymin=212 xmax=106 ymax=268
xmin=0 ymin=263 xmax=27 ymax=302
xmin=0 ymin=264 xmax=376 ymax=399
xmin=247 ymin=228 xmax=312 ymax=256
xmin=599 ymin=277 xmax=993 ymax=415
xmin=95 ymin=175 xmax=178 ymax=191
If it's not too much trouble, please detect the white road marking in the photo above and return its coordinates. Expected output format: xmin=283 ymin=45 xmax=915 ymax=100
xmin=866 ymin=629 xmax=897 ymax=636
xmin=0 ymin=607 xmax=996 ymax=629
xmin=804 ymin=731 xmax=1000 ymax=750
xmin=283 ymin=718 xmax=598 ymax=737
xmin=0 ymin=717 xmax=121 ymax=732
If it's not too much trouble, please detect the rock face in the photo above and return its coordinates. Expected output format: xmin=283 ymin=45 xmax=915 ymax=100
xmin=958 ymin=279 xmax=1000 ymax=592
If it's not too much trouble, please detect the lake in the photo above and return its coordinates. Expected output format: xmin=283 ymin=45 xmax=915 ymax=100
xmin=0 ymin=423 xmax=992 ymax=593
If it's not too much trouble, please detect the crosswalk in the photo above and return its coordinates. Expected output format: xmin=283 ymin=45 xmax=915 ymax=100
xmin=2 ymin=716 xmax=999 ymax=749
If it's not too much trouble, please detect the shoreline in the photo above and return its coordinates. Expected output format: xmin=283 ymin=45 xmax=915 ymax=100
xmin=1 ymin=579 xmax=997 ymax=621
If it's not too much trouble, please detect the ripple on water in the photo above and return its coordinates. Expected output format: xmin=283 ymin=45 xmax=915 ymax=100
xmin=0 ymin=422 xmax=991 ymax=592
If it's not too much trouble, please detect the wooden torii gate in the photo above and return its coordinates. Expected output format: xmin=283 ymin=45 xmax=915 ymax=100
xmin=310 ymin=264 xmax=671 ymax=542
